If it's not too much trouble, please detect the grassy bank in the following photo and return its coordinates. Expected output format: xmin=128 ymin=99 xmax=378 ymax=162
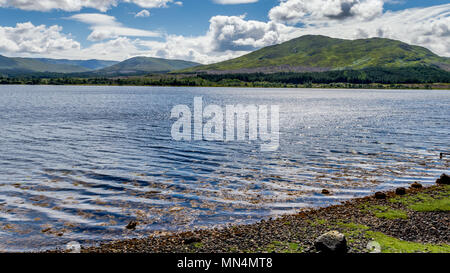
xmin=76 ymin=176 xmax=449 ymax=253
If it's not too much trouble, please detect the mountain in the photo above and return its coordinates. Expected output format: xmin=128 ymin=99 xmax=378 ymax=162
xmin=96 ymin=57 xmax=201 ymax=75
xmin=0 ymin=55 xmax=90 ymax=73
xmin=180 ymin=35 xmax=450 ymax=74
xmin=36 ymin=58 xmax=119 ymax=70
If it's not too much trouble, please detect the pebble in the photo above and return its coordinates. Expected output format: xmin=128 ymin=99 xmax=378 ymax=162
xmin=126 ymin=221 xmax=138 ymax=230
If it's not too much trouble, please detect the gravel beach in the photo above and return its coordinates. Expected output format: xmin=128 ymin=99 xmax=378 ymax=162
xmin=68 ymin=175 xmax=450 ymax=253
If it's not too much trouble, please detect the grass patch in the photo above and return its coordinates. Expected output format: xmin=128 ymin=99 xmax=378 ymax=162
xmin=390 ymin=185 xmax=450 ymax=212
xmin=306 ymin=218 xmax=328 ymax=227
xmin=262 ymin=241 xmax=304 ymax=253
xmin=192 ymin=242 xmax=203 ymax=248
xmin=337 ymin=222 xmax=450 ymax=253
xmin=359 ymin=204 xmax=408 ymax=219
xmin=367 ymin=231 xmax=450 ymax=253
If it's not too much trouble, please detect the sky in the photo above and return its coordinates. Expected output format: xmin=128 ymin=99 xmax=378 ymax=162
xmin=0 ymin=0 xmax=448 ymax=63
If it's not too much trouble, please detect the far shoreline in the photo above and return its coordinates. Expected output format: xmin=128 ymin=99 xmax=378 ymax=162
xmin=0 ymin=83 xmax=450 ymax=90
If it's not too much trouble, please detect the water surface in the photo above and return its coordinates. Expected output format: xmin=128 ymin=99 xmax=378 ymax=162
xmin=0 ymin=85 xmax=448 ymax=251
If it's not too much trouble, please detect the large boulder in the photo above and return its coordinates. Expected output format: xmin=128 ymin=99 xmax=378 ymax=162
xmin=436 ymin=173 xmax=450 ymax=185
xmin=314 ymin=231 xmax=347 ymax=253
xmin=395 ymin=187 xmax=406 ymax=195
xmin=375 ymin=192 xmax=386 ymax=199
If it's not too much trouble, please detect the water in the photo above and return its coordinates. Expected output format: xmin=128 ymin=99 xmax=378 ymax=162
xmin=0 ymin=85 xmax=448 ymax=252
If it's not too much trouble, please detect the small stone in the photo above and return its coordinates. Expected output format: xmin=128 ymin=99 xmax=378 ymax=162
xmin=436 ymin=173 xmax=450 ymax=185
xmin=375 ymin=192 xmax=386 ymax=199
xmin=322 ymin=189 xmax=331 ymax=195
xmin=411 ymin=182 xmax=423 ymax=189
xmin=65 ymin=241 xmax=81 ymax=253
xmin=315 ymin=231 xmax=347 ymax=253
xmin=395 ymin=187 xmax=406 ymax=195
xmin=126 ymin=221 xmax=138 ymax=230
xmin=183 ymin=236 xmax=202 ymax=245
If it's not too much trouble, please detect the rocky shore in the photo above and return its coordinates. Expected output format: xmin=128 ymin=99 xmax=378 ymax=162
xmin=72 ymin=174 xmax=449 ymax=253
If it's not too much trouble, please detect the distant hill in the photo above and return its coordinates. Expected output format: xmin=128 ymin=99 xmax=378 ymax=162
xmin=180 ymin=35 xmax=450 ymax=74
xmin=36 ymin=58 xmax=118 ymax=70
xmin=96 ymin=56 xmax=201 ymax=75
xmin=0 ymin=55 xmax=90 ymax=73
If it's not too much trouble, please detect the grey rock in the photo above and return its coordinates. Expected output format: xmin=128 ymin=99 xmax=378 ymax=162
xmin=314 ymin=231 xmax=347 ymax=253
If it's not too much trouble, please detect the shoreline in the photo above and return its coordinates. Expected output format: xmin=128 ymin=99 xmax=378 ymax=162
xmin=59 ymin=174 xmax=449 ymax=253
xmin=1 ymin=83 xmax=450 ymax=90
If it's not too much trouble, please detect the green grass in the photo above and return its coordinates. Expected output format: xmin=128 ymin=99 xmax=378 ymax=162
xmin=359 ymin=204 xmax=408 ymax=219
xmin=262 ymin=241 xmax=304 ymax=253
xmin=338 ymin=222 xmax=450 ymax=253
xmin=192 ymin=242 xmax=204 ymax=248
xmin=367 ymin=231 xmax=450 ymax=253
xmin=390 ymin=185 xmax=450 ymax=212
xmin=306 ymin=218 xmax=328 ymax=227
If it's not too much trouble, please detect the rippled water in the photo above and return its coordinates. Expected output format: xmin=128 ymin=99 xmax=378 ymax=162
xmin=0 ymin=85 xmax=448 ymax=251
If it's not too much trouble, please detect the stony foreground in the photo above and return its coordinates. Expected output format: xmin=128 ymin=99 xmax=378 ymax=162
xmin=76 ymin=176 xmax=449 ymax=253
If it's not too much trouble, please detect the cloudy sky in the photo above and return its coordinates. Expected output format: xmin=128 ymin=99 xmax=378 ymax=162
xmin=0 ymin=0 xmax=448 ymax=63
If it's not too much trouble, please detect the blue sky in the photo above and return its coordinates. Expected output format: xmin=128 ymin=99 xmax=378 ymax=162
xmin=0 ymin=0 xmax=448 ymax=63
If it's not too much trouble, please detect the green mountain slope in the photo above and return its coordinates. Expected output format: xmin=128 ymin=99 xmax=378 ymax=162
xmin=36 ymin=58 xmax=118 ymax=70
xmin=181 ymin=35 xmax=450 ymax=73
xmin=97 ymin=57 xmax=201 ymax=75
xmin=0 ymin=55 xmax=90 ymax=73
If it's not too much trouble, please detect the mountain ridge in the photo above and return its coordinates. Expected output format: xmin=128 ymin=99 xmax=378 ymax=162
xmin=180 ymin=35 xmax=450 ymax=74
xmin=0 ymin=55 xmax=91 ymax=73
xmin=95 ymin=56 xmax=201 ymax=75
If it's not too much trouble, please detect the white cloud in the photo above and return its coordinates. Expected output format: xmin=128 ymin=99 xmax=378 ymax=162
xmin=0 ymin=0 xmax=181 ymax=12
xmin=269 ymin=0 xmax=384 ymax=25
xmin=213 ymin=0 xmax=258 ymax=4
xmin=0 ymin=22 xmax=80 ymax=55
xmin=69 ymin=13 xmax=159 ymax=41
xmin=135 ymin=9 xmax=150 ymax=17
xmin=124 ymin=0 xmax=176 ymax=8
xmin=208 ymin=15 xmax=294 ymax=51
xmin=0 ymin=2 xmax=448 ymax=64
xmin=284 ymin=4 xmax=450 ymax=57
xmin=137 ymin=4 xmax=450 ymax=62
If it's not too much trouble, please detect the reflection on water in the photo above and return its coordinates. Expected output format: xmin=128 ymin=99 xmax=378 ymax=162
xmin=0 ymin=85 xmax=448 ymax=251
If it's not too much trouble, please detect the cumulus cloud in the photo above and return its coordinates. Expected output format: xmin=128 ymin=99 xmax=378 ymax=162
xmin=0 ymin=22 xmax=80 ymax=55
xmin=0 ymin=0 xmax=180 ymax=12
xmin=284 ymin=4 xmax=450 ymax=57
xmin=1 ymin=2 xmax=448 ymax=64
xmin=269 ymin=0 xmax=384 ymax=25
xmin=122 ymin=3 xmax=450 ymax=62
xmin=207 ymin=15 xmax=293 ymax=51
xmin=69 ymin=13 xmax=159 ymax=41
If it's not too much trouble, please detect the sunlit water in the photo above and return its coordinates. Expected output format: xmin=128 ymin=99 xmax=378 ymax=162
xmin=0 ymin=85 xmax=448 ymax=252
